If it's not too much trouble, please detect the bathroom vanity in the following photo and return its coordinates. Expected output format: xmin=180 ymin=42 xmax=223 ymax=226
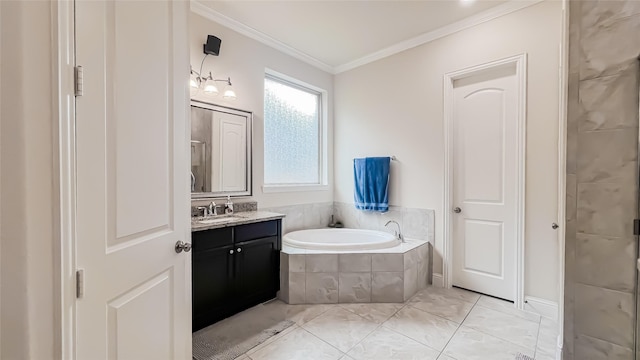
xmin=191 ymin=212 xmax=284 ymax=331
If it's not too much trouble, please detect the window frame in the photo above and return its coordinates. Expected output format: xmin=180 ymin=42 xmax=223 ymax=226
xmin=262 ymin=69 xmax=328 ymax=193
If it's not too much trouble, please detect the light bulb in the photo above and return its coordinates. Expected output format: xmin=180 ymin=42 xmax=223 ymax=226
xmin=223 ymin=87 xmax=236 ymax=100
xmin=203 ymin=80 xmax=219 ymax=95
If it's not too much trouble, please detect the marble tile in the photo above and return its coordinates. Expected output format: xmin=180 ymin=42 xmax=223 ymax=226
xmin=402 ymin=207 xmax=431 ymax=240
xmin=419 ymin=286 xmax=481 ymax=304
xmin=417 ymin=260 xmax=429 ymax=289
xmin=443 ymin=326 xmax=534 ymax=360
xmin=246 ymin=323 xmax=299 ymax=356
xmin=534 ymin=351 xmax=556 ymax=360
xmin=382 ymin=306 xmax=458 ymax=351
xmin=575 ymin=233 xmax=635 ymax=292
xmin=338 ymin=273 xmax=372 ymax=303
xmin=576 ymin=182 xmax=636 ymax=238
xmin=248 ymin=327 xmax=343 ymax=360
xmin=333 ymin=202 xmax=360 ymax=229
xmin=536 ymin=318 xmax=559 ymax=358
xmin=371 ymin=253 xmax=403 ymax=272
xmin=306 ymin=254 xmax=339 ymax=273
xmin=581 ymin=0 xmax=640 ymax=28
xmin=346 ymin=327 xmax=440 ymax=360
xmin=338 ymin=254 xmax=371 ymax=272
xmin=577 ymin=129 xmax=638 ymax=183
xmin=462 ymin=305 xmax=539 ymax=351
xmin=566 ymin=72 xmax=580 ymax=173
xmin=579 ymin=68 xmax=639 ymax=131
xmin=403 ymin=266 xmax=418 ymax=301
xmin=338 ymin=303 xmax=403 ymax=324
xmin=289 ymin=254 xmax=306 ymax=273
xmin=304 ymin=202 xmax=333 ymax=229
xmin=403 ymin=248 xmax=420 ymax=270
xmin=279 ymin=304 xmax=335 ymax=326
xmin=436 ymin=355 xmax=456 ymax=360
xmin=288 ymin=272 xmax=306 ymax=304
xmin=408 ymin=289 xmax=475 ymax=323
xmin=566 ymin=174 xmax=577 ymax=221
xmin=475 ymin=295 xmax=541 ymax=322
xmin=306 ymin=273 xmax=339 ymax=304
xmin=574 ymin=283 xmax=634 ymax=348
xmin=302 ymin=307 xmax=378 ymax=352
xmin=373 ymin=208 xmax=403 ymax=233
xmin=580 ymin=15 xmax=640 ymax=79
xmin=574 ymin=334 xmax=634 ymax=360
xmin=371 ymin=272 xmax=404 ymax=303
xmin=568 ymin=0 xmax=580 ymax=75
xmin=233 ymin=355 xmax=250 ymax=360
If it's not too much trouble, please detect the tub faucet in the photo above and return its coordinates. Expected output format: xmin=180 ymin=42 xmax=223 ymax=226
xmin=385 ymin=220 xmax=404 ymax=243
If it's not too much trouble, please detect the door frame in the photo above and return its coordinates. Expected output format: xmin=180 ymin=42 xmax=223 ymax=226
xmin=55 ymin=0 xmax=77 ymax=358
xmin=442 ymin=53 xmax=528 ymax=309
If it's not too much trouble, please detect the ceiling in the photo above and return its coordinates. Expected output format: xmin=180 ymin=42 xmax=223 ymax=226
xmin=196 ymin=0 xmax=519 ymax=73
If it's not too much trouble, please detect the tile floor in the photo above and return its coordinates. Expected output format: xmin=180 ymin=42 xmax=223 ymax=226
xmin=222 ymin=286 xmax=558 ymax=360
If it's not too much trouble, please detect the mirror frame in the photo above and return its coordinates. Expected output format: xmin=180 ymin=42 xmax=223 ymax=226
xmin=190 ymin=100 xmax=253 ymax=198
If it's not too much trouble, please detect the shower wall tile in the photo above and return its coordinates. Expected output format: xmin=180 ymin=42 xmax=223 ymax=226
xmin=581 ymin=0 xmax=640 ymax=27
xmin=372 ymin=253 xmax=404 ymax=272
xmin=303 ymin=202 xmax=333 ymax=229
xmin=566 ymin=174 xmax=577 ymax=222
xmin=574 ymin=334 xmax=634 ymax=360
xmin=305 ymin=272 xmax=339 ymax=304
xmin=402 ymin=208 xmax=431 ymax=240
xmin=568 ymin=0 xmax=581 ymax=76
xmin=579 ymin=69 xmax=639 ymax=131
xmin=288 ymin=272 xmax=306 ymax=305
xmin=577 ymin=129 xmax=638 ymax=183
xmin=576 ymin=182 xmax=636 ymax=238
xmin=403 ymin=266 xmax=418 ymax=302
xmin=566 ymin=73 xmax=580 ymax=174
xmin=574 ymin=283 xmax=634 ymax=349
xmin=575 ymin=233 xmax=636 ymax=292
xmin=580 ymin=14 xmax=640 ymax=80
xmin=288 ymin=254 xmax=306 ymax=273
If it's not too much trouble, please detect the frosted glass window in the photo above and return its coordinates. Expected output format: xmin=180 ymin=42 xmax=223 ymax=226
xmin=264 ymin=75 xmax=322 ymax=185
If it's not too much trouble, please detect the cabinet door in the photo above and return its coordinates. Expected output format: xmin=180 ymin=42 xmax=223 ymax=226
xmin=192 ymin=245 xmax=234 ymax=331
xmin=234 ymin=236 xmax=280 ymax=308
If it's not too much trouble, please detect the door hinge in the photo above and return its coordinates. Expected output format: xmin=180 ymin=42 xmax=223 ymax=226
xmin=76 ymin=269 xmax=84 ymax=299
xmin=634 ymin=219 xmax=640 ymax=236
xmin=74 ymin=65 xmax=84 ymax=97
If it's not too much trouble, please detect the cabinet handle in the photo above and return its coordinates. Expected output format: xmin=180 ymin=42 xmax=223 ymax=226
xmin=229 ymin=249 xmax=234 ymax=254
xmin=237 ymin=247 xmax=242 ymax=253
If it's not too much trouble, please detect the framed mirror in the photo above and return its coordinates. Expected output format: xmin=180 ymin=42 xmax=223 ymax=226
xmin=191 ymin=100 xmax=252 ymax=198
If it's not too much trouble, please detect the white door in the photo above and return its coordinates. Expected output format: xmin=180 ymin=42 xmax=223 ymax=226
xmin=75 ymin=1 xmax=191 ymax=359
xmin=218 ymin=114 xmax=247 ymax=191
xmin=452 ymin=65 xmax=519 ymax=301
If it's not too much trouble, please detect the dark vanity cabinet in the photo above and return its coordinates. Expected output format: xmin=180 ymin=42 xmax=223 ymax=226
xmin=192 ymin=219 xmax=281 ymax=332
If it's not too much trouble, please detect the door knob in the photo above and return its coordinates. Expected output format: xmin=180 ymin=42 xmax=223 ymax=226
xmin=453 ymin=207 xmax=462 ymax=213
xmin=229 ymin=249 xmax=234 ymax=254
xmin=237 ymin=248 xmax=242 ymax=253
xmin=175 ymin=240 xmax=192 ymax=253
xmin=552 ymin=223 xmax=559 ymax=230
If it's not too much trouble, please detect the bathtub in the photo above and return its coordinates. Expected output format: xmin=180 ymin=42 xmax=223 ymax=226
xmin=283 ymin=228 xmax=400 ymax=251
xmin=280 ymin=228 xmax=431 ymax=305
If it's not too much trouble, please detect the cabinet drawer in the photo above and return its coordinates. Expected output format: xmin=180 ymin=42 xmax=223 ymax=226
xmin=235 ymin=220 xmax=279 ymax=243
xmin=192 ymin=227 xmax=233 ymax=251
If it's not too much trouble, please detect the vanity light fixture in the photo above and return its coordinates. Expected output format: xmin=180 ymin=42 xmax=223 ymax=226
xmin=190 ymin=35 xmax=237 ymax=101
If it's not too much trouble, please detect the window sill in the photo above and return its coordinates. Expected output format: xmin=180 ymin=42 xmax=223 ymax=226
xmin=262 ymin=184 xmax=329 ymax=193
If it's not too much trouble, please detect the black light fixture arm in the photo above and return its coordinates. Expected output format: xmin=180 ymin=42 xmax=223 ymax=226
xmin=190 ymin=54 xmax=232 ymax=87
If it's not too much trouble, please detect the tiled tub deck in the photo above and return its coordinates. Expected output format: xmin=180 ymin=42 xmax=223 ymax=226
xmin=279 ymin=240 xmax=430 ymax=304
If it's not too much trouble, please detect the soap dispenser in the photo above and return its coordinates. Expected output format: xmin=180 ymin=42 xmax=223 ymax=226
xmin=224 ymin=195 xmax=234 ymax=214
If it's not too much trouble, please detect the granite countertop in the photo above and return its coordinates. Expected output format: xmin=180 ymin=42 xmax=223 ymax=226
xmin=191 ymin=211 xmax=285 ymax=232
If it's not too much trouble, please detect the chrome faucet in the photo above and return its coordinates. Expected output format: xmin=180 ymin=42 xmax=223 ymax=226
xmin=385 ymin=220 xmax=404 ymax=243
xmin=208 ymin=201 xmax=217 ymax=216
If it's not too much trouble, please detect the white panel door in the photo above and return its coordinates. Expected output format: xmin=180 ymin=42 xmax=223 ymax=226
xmin=75 ymin=0 xmax=191 ymax=359
xmin=452 ymin=65 xmax=518 ymax=301
xmin=218 ymin=113 xmax=247 ymax=192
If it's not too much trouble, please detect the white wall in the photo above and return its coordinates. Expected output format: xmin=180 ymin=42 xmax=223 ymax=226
xmin=0 ymin=1 xmax=56 ymax=358
xmin=334 ymin=1 xmax=562 ymax=302
xmin=189 ymin=13 xmax=334 ymax=208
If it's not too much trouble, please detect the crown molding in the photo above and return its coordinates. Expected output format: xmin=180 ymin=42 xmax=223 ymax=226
xmin=334 ymin=0 xmax=544 ymax=73
xmin=190 ymin=0 xmax=336 ymax=74
xmin=191 ymin=0 xmax=544 ymax=75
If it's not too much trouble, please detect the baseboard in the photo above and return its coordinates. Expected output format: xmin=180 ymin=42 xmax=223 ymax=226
xmin=524 ymin=296 xmax=558 ymax=320
xmin=432 ymin=273 xmax=444 ymax=288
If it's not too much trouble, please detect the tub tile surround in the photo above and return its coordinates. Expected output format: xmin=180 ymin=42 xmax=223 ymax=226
xmin=565 ymin=1 xmax=640 ymax=358
xmin=280 ymin=242 xmax=430 ymax=305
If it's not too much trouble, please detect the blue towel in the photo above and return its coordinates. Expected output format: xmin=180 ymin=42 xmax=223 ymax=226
xmin=353 ymin=157 xmax=390 ymax=212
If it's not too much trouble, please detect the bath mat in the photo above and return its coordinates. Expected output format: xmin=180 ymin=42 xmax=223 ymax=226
xmin=192 ymin=306 xmax=294 ymax=360
xmin=514 ymin=353 xmax=534 ymax=360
